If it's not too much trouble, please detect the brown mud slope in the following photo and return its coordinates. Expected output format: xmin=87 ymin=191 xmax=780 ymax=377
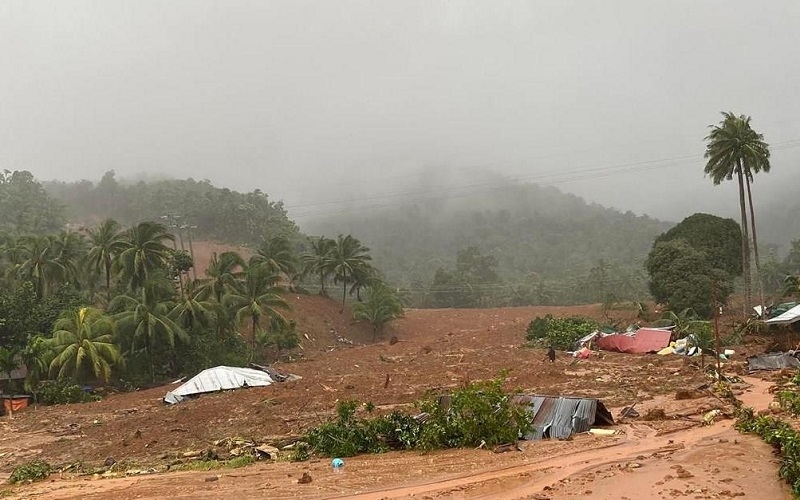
xmin=185 ymin=240 xmax=252 ymax=278
xmin=0 ymin=300 xmax=792 ymax=498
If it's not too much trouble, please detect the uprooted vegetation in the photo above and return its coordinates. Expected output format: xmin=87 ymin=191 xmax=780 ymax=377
xmin=306 ymin=376 xmax=532 ymax=457
xmin=525 ymin=315 xmax=599 ymax=349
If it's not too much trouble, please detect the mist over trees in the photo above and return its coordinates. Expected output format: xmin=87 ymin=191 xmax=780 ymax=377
xmin=304 ymin=179 xmax=670 ymax=307
xmin=44 ymin=171 xmax=299 ymax=245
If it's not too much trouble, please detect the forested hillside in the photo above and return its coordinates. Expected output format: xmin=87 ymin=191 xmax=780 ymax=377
xmin=302 ymin=181 xmax=673 ymax=306
xmin=44 ymin=171 xmax=298 ymax=245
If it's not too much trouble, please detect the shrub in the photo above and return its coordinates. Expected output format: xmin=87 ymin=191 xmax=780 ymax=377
xmin=35 ymin=379 xmax=99 ymax=405
xmin=8 ymin=460 xmax=51 ymax=484
xmin=736 ymin=406 xmax=800 ymax=496
xmin=305 ymin=376 xmax=531 ymax=457
xmin=415 ymin=377 xmax=533 ymax=451
xmin=525 ymin=315 xmax=598 ymax=350
xmin=779 ymin=391 xmax=800 ymax=417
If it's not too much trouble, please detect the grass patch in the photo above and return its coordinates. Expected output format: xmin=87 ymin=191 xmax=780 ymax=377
xmin=171 ymin=455 xmax=255 ymax=472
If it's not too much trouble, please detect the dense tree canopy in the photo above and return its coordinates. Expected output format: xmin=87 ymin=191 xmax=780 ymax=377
xmin=654 ymin=213 xmax=742 ymax=277
xmin=45 ymin=172 xmax=299 ymax=245
xmin=646 ymin=238 xmax=732 ymax=318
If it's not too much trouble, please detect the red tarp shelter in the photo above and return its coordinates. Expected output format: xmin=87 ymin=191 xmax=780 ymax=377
xmin=595 ymin=328 xmax=671 ymax=354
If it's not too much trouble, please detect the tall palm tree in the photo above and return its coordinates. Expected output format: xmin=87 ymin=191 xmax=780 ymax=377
xmin=329 ymin=234 xmax=372 ymax=312
xmin=116 ymin=221 xmax=174 ymax=291
xmin=87 ymin=218 xmax=126 ymax=301
xmin=111 ymin=279 xmax=186 ymax=381
xmin=250 ymin=235 xmax=298 ymax=281
xmin=704 ymin=112 xmax=771 ymax=312
xmin=11 ymin=235 xmax=65 ymax=298
xmin=196 ymin=251 xmax=246 ymax=303
xmin=223 ymin=265 xmax=289 ymax=360
xmin=301 ymin=236 xmax=335 ymax=296
xmin=48 ymin=307 xmax=122 ymax=383
xmin=51 ymin=231 xmax=87 ymax=287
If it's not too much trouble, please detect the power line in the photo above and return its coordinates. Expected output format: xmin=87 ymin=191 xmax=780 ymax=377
xmin=287 ymin=139 xmax=800 ymax=219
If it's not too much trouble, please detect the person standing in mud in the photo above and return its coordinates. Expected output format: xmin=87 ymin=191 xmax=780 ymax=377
xmin=546 ymin=346 xmax=556 ymax=362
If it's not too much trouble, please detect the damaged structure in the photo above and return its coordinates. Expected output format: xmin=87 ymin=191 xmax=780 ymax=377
xmin=593 ymin=328 xmax=672 ymax=354
xmin=747 ymin=352 xmax=800 ymax=371
xmin=164 ymin=365 xmax=298 ymax=404
xmin=517 ymin=395 xmax=614 ymax=440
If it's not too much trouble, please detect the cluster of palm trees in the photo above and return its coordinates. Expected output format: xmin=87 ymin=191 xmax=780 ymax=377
xmin=301 ymin=234 xmax=378 ymax=309
xmin=0 ymin=220 xmax=402 ymax=390
xmin=704 ymin=111 xmax=771 ymax=314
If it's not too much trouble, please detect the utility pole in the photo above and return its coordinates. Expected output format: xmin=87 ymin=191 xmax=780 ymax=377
xmin=185 ymin=225 xmax=198 ymax=281
xmin=712 ymin=281 xmax=722 ymax=379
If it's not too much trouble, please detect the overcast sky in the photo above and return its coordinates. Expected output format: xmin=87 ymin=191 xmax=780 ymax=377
xmin=2 ymin=1 xmax=799 ymax=223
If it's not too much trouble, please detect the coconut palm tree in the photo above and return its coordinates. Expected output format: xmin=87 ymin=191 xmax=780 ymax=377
xmin=301 ymin=236 xmax=335 ymax=295
xmin=111 ymin=278 xmax=186 ymax=381
xmin=223 ymin=265 xmax=289 ymax=361
xmin=116 ymin=221 xmax=174 ymax=291
xmin=51 ymin=231 xmax=87 ymax=287
xmin=87 ymin=219 xmax=126 ymax=302
xmin=170 ymin=282 xmax=219 ymax=332
xmin=48 ymin=307 xmax=122 ymax=383
xmin=249 ymin=235 xmax=298 ymax=281
xmin=196 ymin=251 xmax=246 ymax=303
xmin=11 ymin=235 xmax=65 ymax=298
xmin=329 ymin=234 xmax=372 ymax=312
xmin=352 ymin=282 xmax=403 ymax=342
xmin=704 ymin=112 xmax=771 ymax=312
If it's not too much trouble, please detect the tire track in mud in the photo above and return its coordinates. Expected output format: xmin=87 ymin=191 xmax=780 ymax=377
xmin=339 ymin=376 xmax=778 ymax=500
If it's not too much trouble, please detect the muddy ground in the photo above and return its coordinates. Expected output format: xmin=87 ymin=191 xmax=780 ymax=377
xmin=0 ymin=287 xmax=793 ymax=498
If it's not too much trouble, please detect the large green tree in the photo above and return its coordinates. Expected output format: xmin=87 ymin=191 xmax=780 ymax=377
xmin=654 ymin=213 xmax=742 ymax=277
xmin=48 ymin=307 xmax=122 ymax=383
xmin=704 ymin=112 xmax=771 ymax=312
xmin=646 ymin=238 xmax=732 ymax=318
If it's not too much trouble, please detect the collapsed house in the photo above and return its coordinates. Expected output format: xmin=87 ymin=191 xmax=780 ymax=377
xmin=765 ymin=304 xmax=800 ymax=326
xmin=164 ymin=365 xmax=298 ymax=404
xmin=517 ymin=395 xmax=614 ymax=440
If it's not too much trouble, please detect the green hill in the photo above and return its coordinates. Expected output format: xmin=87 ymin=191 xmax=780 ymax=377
xmin=302 ymin=179 xmax=673 ymax=306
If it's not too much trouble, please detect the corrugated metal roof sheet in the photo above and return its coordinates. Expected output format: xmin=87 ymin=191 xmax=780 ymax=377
xmin=765 ymin=304 xmax=800 ymax=325
xmin=522 ymin=395 xmax=613 ymax=440
xmin=164 ymin=366 xmax=274 ymax=404
xmin=747 ymin=352 xmax=800 ymax=371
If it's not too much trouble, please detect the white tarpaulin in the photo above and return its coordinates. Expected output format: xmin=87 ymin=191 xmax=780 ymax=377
xmin=765 ymin=304 xmax=800 ymax=325
xmin=164 ymin=366 xmax=274 ymax=404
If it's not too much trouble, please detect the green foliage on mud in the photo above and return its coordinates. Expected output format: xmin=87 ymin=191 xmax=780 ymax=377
xmin=305 ymin=376 xmax=532 ymax=458
xmin=736 ymin=406 xmax=800 ymax=497
xmin=525 ymin=315 xmax=598 ymax=350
